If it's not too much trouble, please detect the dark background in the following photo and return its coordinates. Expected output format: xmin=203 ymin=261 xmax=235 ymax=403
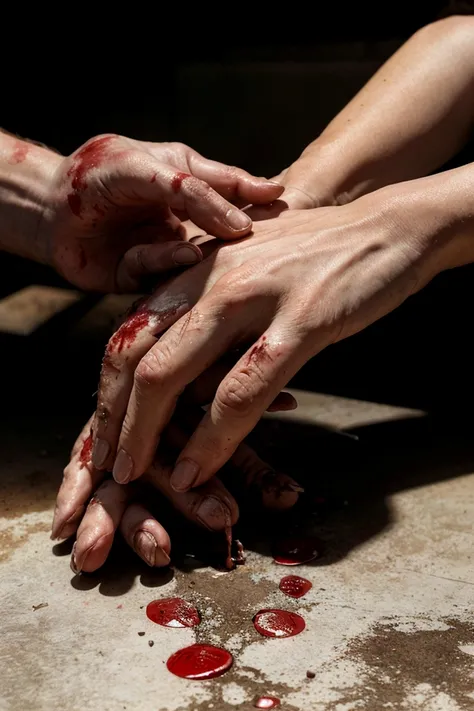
xmin=2 ymin=1 xmax=474 ymax=418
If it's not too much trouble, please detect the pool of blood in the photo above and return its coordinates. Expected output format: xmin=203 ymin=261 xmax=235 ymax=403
xmin=253 ymin=609 xmax=305 ymax=638
xmin=254 ymin=697 xmax=281 ymax=709
xmin=146 ymin=597 xmax=200 ymax=628
xmin=166 ymin=644 xmax=233 ymax=680
xmin=272 ymin=536 xmax=320 ymax=566
xmin=279 ymin=575 xmax=312 ymax=599
xmin=79 ymin=433 xmax=93 ymax=469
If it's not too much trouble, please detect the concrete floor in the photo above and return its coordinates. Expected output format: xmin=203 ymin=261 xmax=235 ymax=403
xmin=2 ymin=385 xmax=474 ymax=711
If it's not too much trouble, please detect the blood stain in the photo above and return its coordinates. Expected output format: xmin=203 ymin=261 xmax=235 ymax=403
xmin=166 ymin=644 xmax=233 ymax=680
xmin=106 ymin=309 xmax=152 ymax=354
xmin=66 ymin=136 xmax=114 ymax=217
xmin=254 ymin=697 xmax=281 ymax=709
xmin=171 ymin=171 xmax=191 ymax=192
xmin=253 ymin=609 xmax=305 ymax=638
xmin=146 ymin=597 xmax=200 ymax=628
xmin=273 ymin=536 xmax=320 ymax=566
xmin=8 ymin=141 xmax=29 ymax=164
xmin=247 ymin=335 xmax=267 ymax=365
xmin=279 ymin=575 xmax=312 ymax=599
xmin=79 ymin=433 xmax=93 ymax=469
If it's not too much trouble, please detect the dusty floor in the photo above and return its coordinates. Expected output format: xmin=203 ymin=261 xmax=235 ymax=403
xmin=1 ymin=290 xmax=474 ymax=710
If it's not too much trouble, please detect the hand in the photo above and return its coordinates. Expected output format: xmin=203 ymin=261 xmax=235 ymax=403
xmin=38 ymin=134 xmax=282 ymax=292
xmin=89 ymin=179 xmax=457 ymax=489
xmin=52 ymin=411 xmax=302 ymax=573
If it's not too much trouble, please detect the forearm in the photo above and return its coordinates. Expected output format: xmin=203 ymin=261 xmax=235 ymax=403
xmin=0 ymin=130 xmax=60 ymax=263
xmin=284 ymin=16 xmax=474 ymax=206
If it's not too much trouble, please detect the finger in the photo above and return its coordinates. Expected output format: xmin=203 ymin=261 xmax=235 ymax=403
xmin=120 ymin=503 xmax=171 ymax=567
xmin=185 ymin=359 xmax=297 ymax=412
xmin=71 ymin=478 xmax=130 ymax=574
xmin=52 ymin=418 xmax=106 ymax=541
xmin=112 ymin=295 xmax=251 ymax=484
xmin=169 ymin=413 xmax=301 ymax=511
xmin=116 ymin=241 xmax=203 ymax=292
xmin=143 ymin=458 xmax=239 ymax=532
xmin=110 ymin=155 xmax=257 ymax=239
xmin=169 ymin=331 xmax=305 ymax=491
xmin=185 ymin=150 xmax=284 ymax=205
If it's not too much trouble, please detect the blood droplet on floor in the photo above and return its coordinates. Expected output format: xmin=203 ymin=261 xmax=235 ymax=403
xmin=254 ymin=696 xmax=281 ymax=709
xmin=279 ymin=575 xmax=312 ymax=598
xmin=253 ymin=609 xmax=305 ymax=638
xmin=146 ymin=598 xmax=200 ymax=628
xmin=272 ymin=536 xmax=320 ymax=566
xmin=166 ymin=644 xmax=233 ymax=680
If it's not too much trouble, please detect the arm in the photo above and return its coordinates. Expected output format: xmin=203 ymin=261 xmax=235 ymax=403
xmin=280 ymin=16 xmax=474 ymax=208
xmin=0 ymin=130 xmax=282 ymax=291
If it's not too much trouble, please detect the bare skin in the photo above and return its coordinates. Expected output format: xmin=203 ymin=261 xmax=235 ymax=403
xmin=0 ymin=131 xmax=283 ymax=292
xmin=83 ymin=16 xmax=474 ymax=492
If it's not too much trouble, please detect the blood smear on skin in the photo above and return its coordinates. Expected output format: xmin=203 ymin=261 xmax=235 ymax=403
xmin=146 ymin=598 xmax=200 ymax=628
xmin=79 ymin=434 xmax=93 ymax=469
xmin=272 ymin=537 xmax=320 ymax=566
xmin=254 ymin=696 xmax=281 ymax=709
xmin=279 ymin=575 xmax=312 ymax=599
xmin=253 ymin=609 xmax=305 ymax=638
xmin=166 ymin=644 xmax=233 ymax=680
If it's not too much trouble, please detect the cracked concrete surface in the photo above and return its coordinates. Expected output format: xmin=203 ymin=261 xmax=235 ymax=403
xmin=1 ymin=389 xmax=474 ymax=711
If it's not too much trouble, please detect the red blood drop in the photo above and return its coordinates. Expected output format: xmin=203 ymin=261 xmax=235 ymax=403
xmin=79 ymin=434 xmax=93 ymax=469
xmin=166 ymin=644 xmax=233 ymax=680
xmin=106 ymin=310 xmax=152 ymax=354
xmin=253 ymin=609 xmax=305 ymax=638
xmin=146 ymin=598 xmax=200 ymax=628
xmin=273 ymin=537 xmax=320 ymax=566
xmin=254 ymin=697 xmax=281 ymax=709
xmin=171 ymin=171 xmax=191 ymax=192
xmin=279 ymin=575 xmax=312 ymax=599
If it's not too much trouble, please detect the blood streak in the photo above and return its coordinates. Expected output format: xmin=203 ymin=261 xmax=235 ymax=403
xmin=166 ymin=644 xmax=233 ymax=680
xmin=146 ymin=598 xmax=200 ymax=628
xmin=253 ymin=609 xmax=305 ymax=638
xmin=254 ymin=697 xmax=281 ymax=709
xmin=272 ymin=537 xmax=320 ymax=566
xmin=8 ymin=141 xmax=29 ymax=164
xmin=279 ymin=575 xmax=312 ymax=599
xmin=106 ymin=309 xmax=152 ymax=354
xmin=79 ymin=433 xmax=93 ymax=469
xmin=247 ymin=335 xmax=267 ymax=365
xmin=66 ymin=136 xmax=114 ymax=217
xmin=171 ymin=171 xmax=191 ymax=192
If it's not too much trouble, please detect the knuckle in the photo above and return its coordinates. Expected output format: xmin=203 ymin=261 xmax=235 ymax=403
xmin=214 ymin=371 xmax=262 ymax=418
xmin=134 ymin=345 xmax=172 ymax=391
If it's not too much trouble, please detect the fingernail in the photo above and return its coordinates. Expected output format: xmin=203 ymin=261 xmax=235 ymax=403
xmin=225 ymin=208 xmax=252 ymax=231
xmin=113 ymin=449 xmax=133 ymax=484
xmin=134 ymin=530 xmax=158 ymax=567
xmin=92 ymin=437 xmax=110 ymax=469
xmin=173 ymin=245 xmax=200 ymax=265
xmin=70 ymin=542 xmax=81 ymax=575
xmin=170 ymin=458 xmax=200 ymax=492
xmin=196 ymin=496 xmax=229 ymax=531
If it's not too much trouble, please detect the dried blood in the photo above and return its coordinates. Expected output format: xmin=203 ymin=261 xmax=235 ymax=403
xmin=253 ymin=609 xmax=305 ymax=638
xmin=166 ymin=644 xmax=233 ymax=680
xmin=146 ymin=598 xmax=200 ymax=628
xmin=66 ymin=136 xmax=114 ymax=217
xmin=8 ymin=141 xmax=29 ymax=164
xmin=279 ymin=575 xmax=312 ymax=599
xmin=254 ymin=697 xmax=281 ymax=709
xmin=273 ymin=537 xmax=320 ymax=566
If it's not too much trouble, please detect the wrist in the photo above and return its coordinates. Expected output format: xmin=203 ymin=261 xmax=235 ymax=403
xmin=367 ymin=164 xmax=474 ymax=283
xmin=0 ymin=131 xmax=62 ymax=264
